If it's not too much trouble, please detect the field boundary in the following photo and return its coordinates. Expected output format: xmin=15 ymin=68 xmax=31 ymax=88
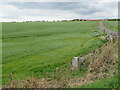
xmin=99 ymin=21 xmax=118 ymax=41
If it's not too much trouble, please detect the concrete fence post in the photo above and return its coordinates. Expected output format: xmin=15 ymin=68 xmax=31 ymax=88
xmin=72 ymin=57 xmax=79 ymax=70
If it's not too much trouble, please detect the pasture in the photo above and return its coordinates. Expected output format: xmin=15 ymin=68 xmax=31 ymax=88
xmin=103 ymin=21 xmax=118 ymax=31
xmin=2 ymin=21 xmax=105 ymax=85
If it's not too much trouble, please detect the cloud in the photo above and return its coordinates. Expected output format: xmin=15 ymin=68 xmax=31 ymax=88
xmin=1 ymin=0 xmax=119 ymax=2
xmin=0 ymin=1 xmax=118 ymax=22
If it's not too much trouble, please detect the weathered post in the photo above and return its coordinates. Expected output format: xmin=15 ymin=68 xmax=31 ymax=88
xmin=103 ymin=29 xmax=105 ymax=34
xmin=10 ymin=73 xmax=13 ymax=82
xmin=56 ymin=67 xmax=59 ymax=73
xmin=56 ymin=67 xmax=60 ymax=80
xmin=72 ymin=57 xmax=79 ymax=70
xmin=109 ymin=34 xmax=113 ymax=42
xmin=79 ymin=58 xmax=85 ymax=65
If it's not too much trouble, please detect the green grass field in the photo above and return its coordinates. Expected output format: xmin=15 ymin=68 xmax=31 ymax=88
xmin=78 ymin=74 xmax=118 ymax=88
xmin=2 ymin=21 xmax=106 ymax=85
xmin=103 ymin=21 xmax=118 ymax=31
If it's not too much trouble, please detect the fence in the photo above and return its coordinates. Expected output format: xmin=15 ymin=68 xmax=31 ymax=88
xmin=99 ymin=21 xmax=118 ymax=42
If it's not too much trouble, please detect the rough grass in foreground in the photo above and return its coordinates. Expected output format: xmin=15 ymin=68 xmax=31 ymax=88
xmin=5 ymin=41 xmax=118 ymax=88
xmin=78 ymin=74 xmax=118 ymax=88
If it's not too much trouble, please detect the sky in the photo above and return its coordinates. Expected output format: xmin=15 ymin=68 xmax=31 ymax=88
xmin=0 ymin=0 xmax=119 ymax=22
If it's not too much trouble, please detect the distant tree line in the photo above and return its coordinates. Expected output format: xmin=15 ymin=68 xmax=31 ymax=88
xmin=9 ymin=19 xmax=120 ymax=23
xmin=107 ymin=19 xmax=120 ymax=21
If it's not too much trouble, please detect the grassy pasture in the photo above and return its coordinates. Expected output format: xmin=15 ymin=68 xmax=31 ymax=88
xmin=103 ymin=21 xmax=118 ymax=31
xmin=2 ymin=21 xmax=105 ymax=85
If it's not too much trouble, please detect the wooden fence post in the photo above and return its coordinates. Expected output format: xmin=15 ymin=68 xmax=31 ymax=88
xmin=56 ymin=67 xmax=60 ymax=80
xmin=10 ymin=73 xmax=13 ymax=82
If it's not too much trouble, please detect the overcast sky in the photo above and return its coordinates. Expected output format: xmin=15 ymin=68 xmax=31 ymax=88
xmin=0 ymin=0 xmax=119 ymax=22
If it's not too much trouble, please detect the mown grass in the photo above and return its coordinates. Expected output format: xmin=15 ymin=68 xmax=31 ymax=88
xmin=2 ymin=21 xmax=105 ymax=85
